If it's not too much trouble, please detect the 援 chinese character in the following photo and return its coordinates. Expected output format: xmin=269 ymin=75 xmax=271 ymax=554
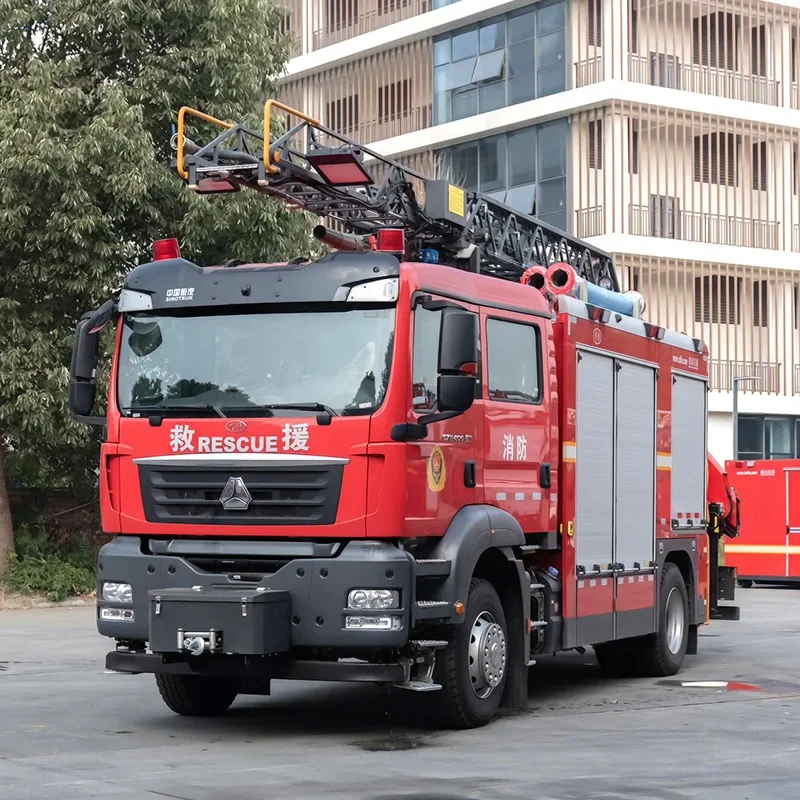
xmin=282 ymin=423 xmax=310 ymax=452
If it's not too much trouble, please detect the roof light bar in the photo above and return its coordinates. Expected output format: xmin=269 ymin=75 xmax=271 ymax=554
xmin=152 ymin=238 xmax=181 ymax=261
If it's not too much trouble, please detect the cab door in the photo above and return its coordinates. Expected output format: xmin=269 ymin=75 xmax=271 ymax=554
xmin=404 ymin=295 xmax=483 ymax=537
xmin=481 ymin=311 xmax=552 ymax=534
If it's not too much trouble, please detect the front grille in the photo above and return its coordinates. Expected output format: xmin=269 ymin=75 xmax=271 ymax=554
xmin=138 ymin=466 xmax=344 ymax=526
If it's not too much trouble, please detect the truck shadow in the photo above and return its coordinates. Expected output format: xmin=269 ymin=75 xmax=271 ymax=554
xmin=159 ymin=648 xmax=619 ymax=740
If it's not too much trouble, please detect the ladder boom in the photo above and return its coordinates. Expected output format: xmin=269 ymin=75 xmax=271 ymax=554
xmin=174 ymin=102 xmax=620 ymax=291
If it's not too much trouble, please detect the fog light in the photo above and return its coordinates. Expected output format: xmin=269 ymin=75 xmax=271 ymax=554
xmin=102 ymin=582 xmax=133 ymax=603
xmin=347 ymin=589 xmax=399 ymax=609
xmin=345 ymin=615 xmax=402 ymax=631
xmin=100 ymin=608 xmax=135 ymax=622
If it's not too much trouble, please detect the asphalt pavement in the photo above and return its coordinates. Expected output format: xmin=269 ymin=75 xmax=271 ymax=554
xmin=1 ymin=587 xmax=799 ymax=800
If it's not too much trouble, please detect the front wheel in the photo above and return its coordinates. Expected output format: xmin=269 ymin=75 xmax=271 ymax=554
xmin=155 ymin=673 xmax=240 ymax=716
xmin=434 ymin=578 xmax=508 ymax=729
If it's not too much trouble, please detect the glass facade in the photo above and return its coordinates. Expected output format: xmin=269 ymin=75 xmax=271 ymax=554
xmin=436 ymin=117 xmax=568 ymax=231
xmin=433 ymin=0 xmax=566 ymax=124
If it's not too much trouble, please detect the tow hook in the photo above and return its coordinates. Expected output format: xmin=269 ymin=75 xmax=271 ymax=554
xmin=177 ymin=629 xmax=222 ymax=655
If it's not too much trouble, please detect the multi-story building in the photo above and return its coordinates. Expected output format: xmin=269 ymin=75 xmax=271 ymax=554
xmin=279 ymin=0 xmax=800 ymax=463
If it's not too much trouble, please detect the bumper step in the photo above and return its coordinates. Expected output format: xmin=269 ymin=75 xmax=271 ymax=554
xmin=414 ymin=600 xmax=451 ymax=620
xmin=414 ymin=559 xmax=452 ymax=578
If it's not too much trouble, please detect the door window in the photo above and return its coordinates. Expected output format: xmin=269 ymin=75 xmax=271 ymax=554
xmin=412 ymin=307 xmax=442 ymax=411
xmin=486 ymin=318 xmax=541 ymax=403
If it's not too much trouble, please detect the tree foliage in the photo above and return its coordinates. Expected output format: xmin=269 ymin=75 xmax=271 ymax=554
xmin=0 ymin=0 xmax=316 ymax=571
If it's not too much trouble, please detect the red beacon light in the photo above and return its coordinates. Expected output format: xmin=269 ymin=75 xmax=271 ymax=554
xmin=376 ymin=228 xmax=405 ymax=254
xmin=152 ymin=238 xmax=181 ymax=261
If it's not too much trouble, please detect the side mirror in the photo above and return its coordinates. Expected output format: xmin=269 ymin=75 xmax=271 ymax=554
xmin=436 ymin=374 xmax=475 ymax=413
xmin=87 ymin=298 xmax=117 ymax=334
xmin=438 ymin=308 xmax=478 ymax=373
xmin=68 ymin=314 xmax=101 ymax=422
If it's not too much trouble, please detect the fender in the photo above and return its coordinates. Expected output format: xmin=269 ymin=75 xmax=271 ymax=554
xmin=426 ymin=504 xmax=527 ymax=624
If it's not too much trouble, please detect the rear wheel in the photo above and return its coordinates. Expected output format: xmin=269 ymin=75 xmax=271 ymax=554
xmin=434 ymin=578 xmax=508 ymax=729
xmin=155 ymin=673 xmax=240 ymax=716
xmin=631 ymin=562 xmax=689 ymax=676
xmin=596 ymin=563 xmax=689 ymax=679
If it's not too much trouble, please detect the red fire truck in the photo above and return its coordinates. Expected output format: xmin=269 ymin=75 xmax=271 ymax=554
xmin=68 ymin=101 xmax=740 ymax=729
xmin=724 ymin=459 xmax=800 ymax=585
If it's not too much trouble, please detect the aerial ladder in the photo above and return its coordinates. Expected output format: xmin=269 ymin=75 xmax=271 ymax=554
xmin=172 ymin=101 xmax=620 ymax=292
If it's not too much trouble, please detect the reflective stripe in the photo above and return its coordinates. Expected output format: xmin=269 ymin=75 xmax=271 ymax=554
xmin=656 ymin=452 xmax=672 ymax=471
xmin=563 ymin=442 xmax=577 ymax=463
xmin=726 ymin=544 xmax=800 ymax=555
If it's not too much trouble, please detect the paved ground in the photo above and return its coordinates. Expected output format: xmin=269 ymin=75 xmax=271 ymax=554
xmin=1 ymin=587 xmax=800 ymax=800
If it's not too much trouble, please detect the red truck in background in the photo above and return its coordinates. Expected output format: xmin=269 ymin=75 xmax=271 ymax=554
xmin=724 ymin=459 xmax=800 ymax=586
xmin=67 ymin=100 xmax=740 ymax=729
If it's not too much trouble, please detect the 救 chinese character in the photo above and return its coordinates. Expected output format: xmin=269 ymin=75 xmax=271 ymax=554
xmin=169 ymin=424 xmax=195 ymax=453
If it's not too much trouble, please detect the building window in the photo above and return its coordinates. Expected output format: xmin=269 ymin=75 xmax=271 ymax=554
xmin=753 ymin=280 xmax=768 ymax=327
xmin=327 ymin=0 xmax=358 ymax=31
xmin=794 ymin=145 xmax=798 ymax=195
xmin=752 ymin=141 xmax=767 ymax=192
xmin=736 ymin=416 xmax=800 ymax=461
xmin=588 ymin=0 xmax=602 ymax=47
xmin=630 ymin=3 xmax=638 ymax=53
xmin=795 ymin=285 xmax=799 ymax=329
xmin=433 ymin=0 xmax=566 ymax=124
xmin=378 ymin=80 xmax=412 ymax=122
xmin=692 ymin=12 xmax=737 ymax=71
xmin=487 ymin=318 xmax=541 ymax=403
xmin=436 ymin=118 xmax=568 ymax=232
xmin=751 ymin=24 xmax=767 ymax=77
xmin=628 ymin=120 xmax=639 ymax=174
xmin=694 ymin=132 xmax=738 ymax=186
xmin=378 ymin=0 xmax=407 ymax=15
xmin=589 ymin=119 xmax=603 ymax=169
xmin=694 ymin=275 xmax=741 ymax=325
xmin=325 ymin=95 xmax=359 ymax=135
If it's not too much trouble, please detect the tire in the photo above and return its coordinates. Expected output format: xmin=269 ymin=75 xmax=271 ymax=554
xmin=155 ymin=673 xmax=240 ymax=717
xmin=630 ymin=562 xmax=690 ymax=677
xmin=434 ymin=578 xmax=508 ymax=729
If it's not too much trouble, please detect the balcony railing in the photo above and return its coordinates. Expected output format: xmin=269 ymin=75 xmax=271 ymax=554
xmin=794 ymin=224 xmax=800 ymax=253
xmin=574 ymin=57 xmax=603 ymax=88
xmin=709 ymin=360 xmax=781 ymax=393
xmin=793 ymin=83 xmax=799 ymax=110
xmin=628 ymin=54 xmax=779 ymax=106
xmin=795 ymin=364 xmax=800 ymax=394
xmin=629 ymin=205 xmax=780 ymax=250
xmin=575 ymin=206 xmax=604 ymax=238
xmin=311 ymin=0 xmax=431 ymax=50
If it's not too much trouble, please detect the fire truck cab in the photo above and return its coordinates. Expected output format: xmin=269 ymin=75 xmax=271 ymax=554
xmin=68 ymin=101 xmax=739 ymax=729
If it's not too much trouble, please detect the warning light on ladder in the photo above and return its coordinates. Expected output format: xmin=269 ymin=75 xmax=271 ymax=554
xmin=152 ymin=238 xmax=181 ymax=261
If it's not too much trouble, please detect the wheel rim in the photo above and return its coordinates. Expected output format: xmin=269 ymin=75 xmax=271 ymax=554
xmin=665 ymin=586 xmax=685 ymax=655
xmin=468 ymin=611 xmax=506 ymax=699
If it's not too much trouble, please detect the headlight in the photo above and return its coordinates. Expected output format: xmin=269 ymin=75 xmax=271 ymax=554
xmin=345 ymin=616 xmax=402 ymax=631
xmin=347 ymin=588 xmax=399 ymax=610
xmin=102 ymin=582 xmax=133 ymax=604
xmin=100 ymin=608 xmax=135 ymax=622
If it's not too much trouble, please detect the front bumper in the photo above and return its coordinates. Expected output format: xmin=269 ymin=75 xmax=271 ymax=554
xmin=97 ymin=536 xmax=413 ymax=651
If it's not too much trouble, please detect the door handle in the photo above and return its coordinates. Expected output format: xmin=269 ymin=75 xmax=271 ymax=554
xmin=464 ymin=460 xmax=477 ymax=488
xmin=540 ymin=462 xmax=552 ymax=489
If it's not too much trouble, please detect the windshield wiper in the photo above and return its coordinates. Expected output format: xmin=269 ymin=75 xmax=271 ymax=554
xmin=128 ymin=402 xmax=226 ymax=418
xmin=264 ymin=402 xmax=339 ymax=417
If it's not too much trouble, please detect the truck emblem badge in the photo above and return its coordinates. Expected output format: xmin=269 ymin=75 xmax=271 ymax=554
xmin=427 ymin=446 xmax=446 ymax=493
xmin=220 ymin=477 xmax=252 ymax=511
xmin=225 ymin=420 xmax=247 ymax=433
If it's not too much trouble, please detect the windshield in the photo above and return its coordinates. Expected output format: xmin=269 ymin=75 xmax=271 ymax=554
xmin=117 ymin=308 xmax=396 ymax=417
